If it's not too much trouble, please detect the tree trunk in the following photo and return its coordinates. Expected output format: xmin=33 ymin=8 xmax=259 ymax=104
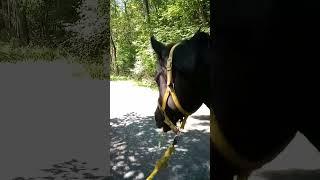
xmin=122 ymin=0 xmax=133 ymax=41
xmin=110 ymin=34 xmax=117 ymax=62
xmin=20 ymin=5 xmax=29 ymax=44
xmin=0 ymin=0 xmax=30 ymax=45
xmin=0 ymin=0 xmax=4 ymax=32
xmin=110 ymin=33 xmax=118 ymax=74
xmin=143 ymin=0 xmax=152 ymax=34
xmin=143 ymin=0 xmax=150 ymax=23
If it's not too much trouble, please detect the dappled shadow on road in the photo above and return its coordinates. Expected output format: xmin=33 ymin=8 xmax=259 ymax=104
xmin=110 ymin=112 xmax=210 ymax=180
xmin=11 ymin=159 xmax=108 ymax=180
xmin=253 ymin=169 xmax=320 ymax=180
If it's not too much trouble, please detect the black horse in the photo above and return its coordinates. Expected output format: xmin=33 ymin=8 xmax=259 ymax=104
xmin=209 ymin=0 xmax=320 ymax=179
xmin=151 ymin=31 xmax=211 ymax=133
xmin=151 ymin=28 xmax=320 ymax=179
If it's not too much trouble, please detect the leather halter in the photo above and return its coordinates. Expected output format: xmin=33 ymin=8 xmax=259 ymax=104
xmin=158 ymin=43 xmax=191 ymax=134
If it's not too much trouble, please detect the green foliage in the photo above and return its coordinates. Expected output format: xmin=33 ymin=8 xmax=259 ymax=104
xmin=0 ymin=0 xmax=108 ymax=79
xmin=62 ymin=0 xmax=108 ymax=63
xmin=21 ymin=0 xmax=82 ymax=47
xmin=111 ymin=0 xmax=210 ymax=81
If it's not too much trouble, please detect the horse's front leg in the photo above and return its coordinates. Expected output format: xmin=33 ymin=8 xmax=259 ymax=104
xmin=211 ymin=140 xmax=235 ymax=180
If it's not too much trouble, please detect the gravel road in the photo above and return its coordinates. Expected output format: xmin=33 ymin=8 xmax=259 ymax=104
xmin=110 ymin=80 xmax=320 ymax=180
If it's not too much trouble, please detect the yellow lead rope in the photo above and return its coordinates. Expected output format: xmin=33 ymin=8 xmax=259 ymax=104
xmin=146 ymin=43 xmax=190 ymax=179
xmin=146 ymin=143 xmax=176 ymax=180
xmin=146 ymin=110 xmax=184 ymax=180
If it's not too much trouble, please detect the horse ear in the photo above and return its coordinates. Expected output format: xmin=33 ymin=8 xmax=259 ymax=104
xmin=150 ymin=36 xmax=166 ymax=60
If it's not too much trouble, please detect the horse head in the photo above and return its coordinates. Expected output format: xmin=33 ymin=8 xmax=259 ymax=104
xmin=150 ymin=30 xmax=211 ymax=133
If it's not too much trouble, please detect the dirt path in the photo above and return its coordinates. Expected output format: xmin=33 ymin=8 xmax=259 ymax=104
xmin=110 ymin=81 xmax=320 ymax=180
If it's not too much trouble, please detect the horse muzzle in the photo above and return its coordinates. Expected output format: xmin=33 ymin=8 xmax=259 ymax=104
xmin=154 ymin=107 xmax=174 ymax=132
xmin=154 ymin=107 xmax=164 ymax=128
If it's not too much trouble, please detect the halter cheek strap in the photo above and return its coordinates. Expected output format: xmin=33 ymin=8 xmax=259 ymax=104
xmin=159 ymin=43 xmax=191 ymax=133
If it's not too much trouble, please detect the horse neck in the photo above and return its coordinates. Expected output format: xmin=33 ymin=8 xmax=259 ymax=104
xmin=191 ymin=60 xmax=211 ymax=109
xmin=198 ymin=48 xmax=212 ymax=107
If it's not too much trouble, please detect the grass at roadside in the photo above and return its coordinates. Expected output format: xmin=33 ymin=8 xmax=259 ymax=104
xmin=0 ymin=42 xmax=106 ymax=80
xmin=110 ymin=74 xmax=157 ymax=90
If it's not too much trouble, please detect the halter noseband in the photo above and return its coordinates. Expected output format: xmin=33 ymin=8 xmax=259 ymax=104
xmin=158 ymin=43 xmax=191 ymax=133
